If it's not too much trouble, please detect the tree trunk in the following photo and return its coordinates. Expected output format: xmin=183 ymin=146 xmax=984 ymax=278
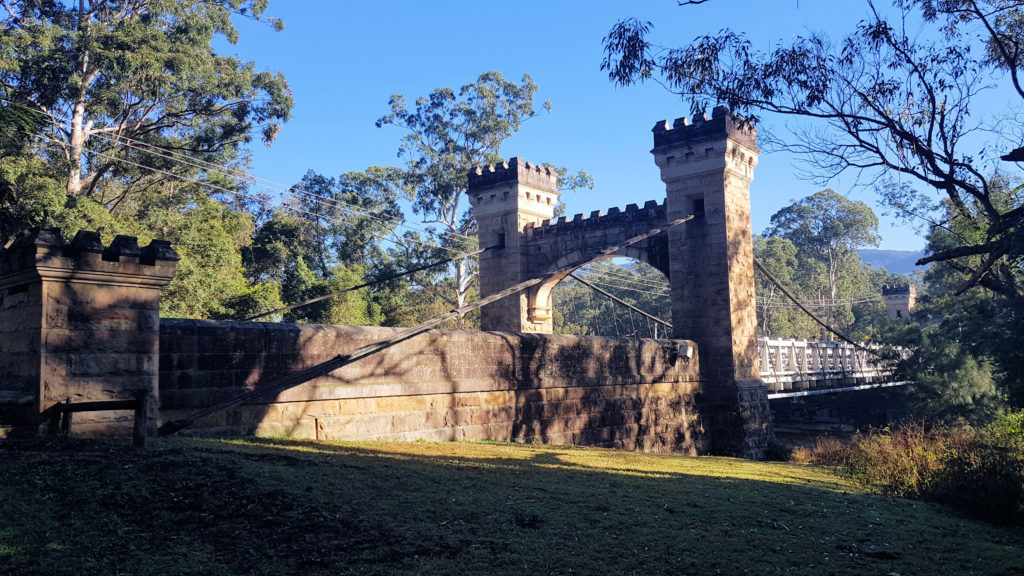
xmin=67 ymin=0 xmax=91 ymax=197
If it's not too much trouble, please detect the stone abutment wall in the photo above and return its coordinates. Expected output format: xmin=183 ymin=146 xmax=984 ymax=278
xmin=159 ymin=320 xmax=705 ymax=454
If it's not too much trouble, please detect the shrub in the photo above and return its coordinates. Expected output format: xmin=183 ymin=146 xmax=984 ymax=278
xmin=797 ymin=421 xmax=1024 ymax=524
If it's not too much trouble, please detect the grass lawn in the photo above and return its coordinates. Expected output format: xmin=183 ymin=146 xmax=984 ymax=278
xmin=1 ymin=437 xmax=1021 ymax=575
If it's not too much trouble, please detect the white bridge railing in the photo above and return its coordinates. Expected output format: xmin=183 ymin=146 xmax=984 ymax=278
xmin=757 ymin=338 xmax=905 ymax=396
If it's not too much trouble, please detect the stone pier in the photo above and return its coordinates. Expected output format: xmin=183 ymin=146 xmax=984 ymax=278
xmin=0 ymin=229 xmax=178 ymax=436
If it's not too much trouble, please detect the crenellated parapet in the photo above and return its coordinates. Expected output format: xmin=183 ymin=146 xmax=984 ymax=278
xmin=524 ymin=200 xmax=668 ymax=240
xmin=651 ymin=105 xmax=758 ymax=153
xmin=0 ymin=228 xmax=179 ymax=438
xmin=0 ymin=228 xmax=179 ymax=289
xmin=467 ymin=157 xmax=559 ymax=194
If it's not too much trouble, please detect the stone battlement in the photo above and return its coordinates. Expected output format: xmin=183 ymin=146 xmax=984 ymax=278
xmin=467 ymin=157 xmax=559 ymax=194
xmin=882 ymin=284 xmax=916 ymax=296
xmin=0 ymin=228 xmax=179 ymax=287
xmin=524 ymin=200 xmax=667 ymax=239
xmin=651 ymin=106 xmax=757 ymax=152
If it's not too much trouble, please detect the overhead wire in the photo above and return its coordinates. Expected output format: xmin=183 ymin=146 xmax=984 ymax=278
xmin=36 ymin=132 xmax=472 ymax=256
xmin=753 ymin=258 xmax=886 ymax=356
xmin=13 ymin=102 xmax=478 ymax=252
xmin=567 ymin=272 xmax=672 ymax=329
xmin=241 ymin=246 xmax=488 ymax=321
xmin=80 ymin=128 xmax=478 ymax=250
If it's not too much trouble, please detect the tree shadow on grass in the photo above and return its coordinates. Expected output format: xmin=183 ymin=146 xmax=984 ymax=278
xmin=2 ymin=437 xmax=1022 ymax=576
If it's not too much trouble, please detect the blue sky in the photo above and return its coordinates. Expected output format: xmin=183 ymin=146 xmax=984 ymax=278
xmin=222 ymin=1 xmax=1016 ymax=251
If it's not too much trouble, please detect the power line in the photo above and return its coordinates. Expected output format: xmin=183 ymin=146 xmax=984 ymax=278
xmin=39 ymin=133 xmax=471 ymax=256
xmin=241 ymin=246 xmax=488 ymax=321
xmin=9 ymin=101 xmax=478 ymax=250
xmin=79 ymin=128 xmax=477 ymax=249
xmin=568 ymin=272 xmax=672 ymax=329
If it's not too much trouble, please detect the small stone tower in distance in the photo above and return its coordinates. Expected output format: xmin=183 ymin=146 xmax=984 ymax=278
xmin=883 ymin=284 xmax=917 ymax=320
xmin=467 ymin=158 xmax=560 ymax=333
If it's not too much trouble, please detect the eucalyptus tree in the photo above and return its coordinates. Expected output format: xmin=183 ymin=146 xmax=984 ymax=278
xmin=376 ymin=71 xmax=591 ymax=313
xmin=244 ymin=168 xmax=404 ymax=325
xmin=601 ymin=0 xmax=1024 ymax=301
xmin=0 ymin=0 xmax=292 ymax=318
xmin=0 ymin=0 xmax=292 ymax=201
xmin=375 ymin=71 xmax=541 ymax=311
xmin=766 ymin=189 xmax=881 ymax=331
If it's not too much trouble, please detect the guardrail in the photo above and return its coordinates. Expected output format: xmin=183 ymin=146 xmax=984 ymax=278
xmin=757 ymin=338 xmax=905 ymax=396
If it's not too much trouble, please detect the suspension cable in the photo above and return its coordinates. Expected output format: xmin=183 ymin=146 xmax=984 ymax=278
xmin=567 ymin=272 xmax=672 ymax=330
xmin=158 ymin=214 xmax=695 ymax=436
xmin=753 ymin=258 xmax=883 ymax=357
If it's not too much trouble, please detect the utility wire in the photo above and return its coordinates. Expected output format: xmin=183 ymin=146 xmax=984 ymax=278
xmin=753 ymin=258 xmax=883 ymax=356
xmin=242 ymin=247 xmax=488 ymax=321
xmin=42 ymin=133 xmax=471 ymax=256
xmin=579 ymin=266 xmax=671 ymax=290
xmin=567 ymin=272 xmax=672 ymax=329
xmin=13 ymin=102 xmax=478 ymax=249
xmin=80 ymin=129 xmax=478 ymax=249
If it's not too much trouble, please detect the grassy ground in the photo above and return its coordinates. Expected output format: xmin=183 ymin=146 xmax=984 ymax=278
xmin=1 ymin=437 xmax=1021 ymax=575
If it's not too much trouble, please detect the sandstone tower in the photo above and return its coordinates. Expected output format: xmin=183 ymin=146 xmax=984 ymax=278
xmin=467 ymin=158 xmax=560 ymax=333
xmin=468 ymin=108 xmax=773 ymax=457
xmin=653 ymin=106 xmax=771 ymax=456
xmin=883 ymin=284 xmax=917 ymax=320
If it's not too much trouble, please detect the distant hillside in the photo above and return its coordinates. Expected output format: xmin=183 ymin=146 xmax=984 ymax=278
xmin=859 ymin=249 xmax=927 ymax=276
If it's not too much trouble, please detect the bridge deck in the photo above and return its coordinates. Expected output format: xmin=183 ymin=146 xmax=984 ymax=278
xmin=757 ymin=338 xmax=907 ymax=398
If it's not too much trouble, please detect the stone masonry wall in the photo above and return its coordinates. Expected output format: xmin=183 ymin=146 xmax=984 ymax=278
xmin=159 ymin=320 xmax=706 ymax=454
xmin=0 ymin=229 xmax=177 ymax=435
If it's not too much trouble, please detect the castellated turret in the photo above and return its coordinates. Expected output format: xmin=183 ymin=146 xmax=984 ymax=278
xmin=468 ymin=157 xmax=560 ymax=332
xmin=883 ymin=284 xmax=917 ymax=320
xmin=467 ymin=157 xmax=559 ymax=250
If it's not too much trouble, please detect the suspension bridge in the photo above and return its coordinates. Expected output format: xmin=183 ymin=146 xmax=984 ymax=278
xmin=0 ymin=107 xmax=910 ymax=458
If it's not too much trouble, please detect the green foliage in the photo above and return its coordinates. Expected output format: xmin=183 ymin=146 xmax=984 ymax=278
xmin=920 ymin=180 xmax=1024 ymax=405
xmin=756 ymin=190 xmax=894 ymax=340
xmin=987 ymin=409 xmax=1024 ymax=453
xmin=0 ymin=0 xmax=296 ymax=320
xmin=376 ymin=71 xmax=589 ymax=311
xmin=1 ymin=0 xmax=292 ymax=199
xmin=876 ymin=318 xmax=1004 ymax=425
xmin=554 ymin=260 xmax=670 ymax=338
xmin=143 ymin=193 xmax=260 ymax=319
xmin=244 ymin=169 xmax=404 ymax=325
xmin=795 ymin=422 xmax=1024 ymax=524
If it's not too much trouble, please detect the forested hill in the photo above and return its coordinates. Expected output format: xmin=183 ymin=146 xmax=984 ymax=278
xmin=858 ymin=249 xmax=925 ymax=276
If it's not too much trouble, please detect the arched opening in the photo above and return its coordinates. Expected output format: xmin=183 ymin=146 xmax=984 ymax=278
xmin=550 ymin=257 xmax=671 ymax=339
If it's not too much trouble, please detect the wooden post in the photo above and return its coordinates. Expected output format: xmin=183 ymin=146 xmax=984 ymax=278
xmin=133 ymin=392 xmax=148 ymax=448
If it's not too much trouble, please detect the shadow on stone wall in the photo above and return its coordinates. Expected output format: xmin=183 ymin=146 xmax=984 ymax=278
xmin=158 ymin=321 xmax=705 ymax=454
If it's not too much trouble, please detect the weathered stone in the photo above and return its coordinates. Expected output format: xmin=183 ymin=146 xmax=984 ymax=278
xmin=0 ymin=229 xmax=177 ymax=437
xmin=157 ymin=319 xmax=704 ymax=454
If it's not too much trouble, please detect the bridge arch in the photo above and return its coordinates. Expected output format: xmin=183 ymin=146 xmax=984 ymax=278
xmin=468 ymin=107 xmax=771 ymax=456
xmin=532 ymin=252 xmax=670 ymax=330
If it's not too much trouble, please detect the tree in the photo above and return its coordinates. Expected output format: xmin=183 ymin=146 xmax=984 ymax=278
xmin=553 ymin=260 xmax=671 ymax=338
xmin=0 ymin=0 xmax=292 ymax=201
xmin=244 ymin=169 xmax=404 ymax=325
xmin=753 ymin=235 xmax=816 ymax=338
xmin=0 ymin=0 xmax=293 ymax=319
xmin=919 ymin=177 xmax=1024 ymax=403
xmin=765 ymin=189 xmax=881 ymax=333
xmin=601 ymin=0 xmax=1023 ymax=301
xmin=376 ymin=71 xmax=592 ymax=313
